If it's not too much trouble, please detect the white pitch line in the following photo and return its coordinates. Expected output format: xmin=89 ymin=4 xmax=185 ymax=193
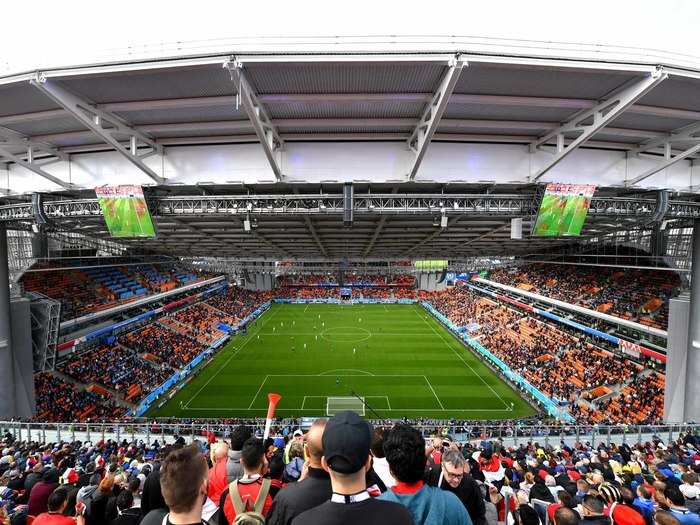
xmin=180 ymin=406 xmax=513 ymax=412
xmin=247 ymin=375 xmax=269 ymax=409
xmin=184 ymin=306 xmax=280 ymax=409
xmin=423 ymin=375 xmax=445 ymax=410
xmin=417 ymin=307 xmax=511 ymax=410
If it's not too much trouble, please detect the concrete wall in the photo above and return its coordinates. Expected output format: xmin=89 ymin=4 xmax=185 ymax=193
xmin=11 ymin=298 xmax=35 ymax=419
xmin=665 ymin=296 xmax=689 ymax=423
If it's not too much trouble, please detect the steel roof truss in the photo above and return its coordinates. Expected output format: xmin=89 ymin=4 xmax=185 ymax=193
xmin=529 ymin=69 xmax=667 ymax=181
xmin=30 ymin=77 xmax=164 ymax=184
xmin=226 ymin=60 xmax=284 ymax=182
xmin=627 ymin=121 xmax=700 ymax=186
xmin=407 ymin=56 xmax=466 ymax=181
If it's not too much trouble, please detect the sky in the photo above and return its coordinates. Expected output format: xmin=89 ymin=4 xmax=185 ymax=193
xmin=1 ymin=0 xmax=698 ymax=75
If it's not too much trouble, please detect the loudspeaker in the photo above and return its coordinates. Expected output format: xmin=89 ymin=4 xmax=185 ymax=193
xmin=31 ymin=193 xmax=50 ymax=229
xmin=343 ymin=182 xmax=353 ymax=227
xmin=511 ymin=218 xmax=522 ymax=239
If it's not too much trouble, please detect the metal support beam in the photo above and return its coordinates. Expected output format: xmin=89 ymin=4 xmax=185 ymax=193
xmin=225 ymin=60 xmax=284 ymax=182
xmin=529 ymin=69 xmax=667 ymax=181
xmin=292 ymin=188 xmax=327 ymax=256
xmin=627 ymin=121 xmax=700 ymax=186
xmin=302 ymin=216 xmax=327 ymax=257
xmin=444 ymin=223 xmax=511 ymax=253
xmin=363 ymin=187 xmax=399 ymax=256
xmin=170 ymin=218 xmax=263 ymax=258
xmin=407 ymin=56 xmax=466 ymax=181
xmin=30 ymin=77 xmax=165 ymax=184
xmin=401 ymin=216 xmax=465 ymax=256
xmin=0 ymin=126 xmax=74 ymax=190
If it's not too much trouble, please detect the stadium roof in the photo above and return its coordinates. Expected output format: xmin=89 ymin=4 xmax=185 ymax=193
xmin=1 ymin=37 xmax=699 ymax=259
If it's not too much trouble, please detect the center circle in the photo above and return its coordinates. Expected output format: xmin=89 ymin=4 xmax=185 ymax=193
xmin=320 ymin=327 xmax=371 ymax=343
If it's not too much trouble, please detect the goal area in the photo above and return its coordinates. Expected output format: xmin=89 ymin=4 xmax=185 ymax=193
xmin=326 ymin=396 xmax=365 ymax=416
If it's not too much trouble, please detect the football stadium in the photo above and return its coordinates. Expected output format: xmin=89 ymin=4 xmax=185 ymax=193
xmin=1 ymin=13 xmax=700 ymax=525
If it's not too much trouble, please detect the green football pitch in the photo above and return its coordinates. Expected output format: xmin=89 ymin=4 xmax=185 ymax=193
xmin=146 ymin=303 xmax=535 ymax=420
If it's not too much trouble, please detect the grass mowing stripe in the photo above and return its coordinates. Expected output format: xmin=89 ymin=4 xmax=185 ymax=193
xmin=184 ymin=306 xmax=280 ymax=408
xmin=146 ymin=303 xmax=534 ymax=419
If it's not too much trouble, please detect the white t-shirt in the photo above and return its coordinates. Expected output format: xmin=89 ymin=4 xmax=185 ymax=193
xmin=372 ymin=457 xmax=395 ymax=488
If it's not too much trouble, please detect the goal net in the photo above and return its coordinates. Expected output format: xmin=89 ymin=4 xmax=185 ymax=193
xmin=326 ymin=396 xmax=365 ymax=416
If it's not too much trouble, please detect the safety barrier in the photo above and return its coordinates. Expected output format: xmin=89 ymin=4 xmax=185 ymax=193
xmin=2 ymin=421 xmax=696 ymax=449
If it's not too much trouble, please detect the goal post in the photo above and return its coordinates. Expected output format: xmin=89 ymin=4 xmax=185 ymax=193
xmin=326 ymin=396 xmax=366 ymax=416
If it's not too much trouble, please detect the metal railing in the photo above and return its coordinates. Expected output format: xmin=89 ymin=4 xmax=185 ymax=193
xmin=1 ymin=421 xmax=696 ymax=447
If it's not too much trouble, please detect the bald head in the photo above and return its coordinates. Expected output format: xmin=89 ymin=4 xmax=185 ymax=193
xmin=211 ymin=441 xmax=230 ymax=462
xmin=305 ymin=419 xmax=327 ymax=467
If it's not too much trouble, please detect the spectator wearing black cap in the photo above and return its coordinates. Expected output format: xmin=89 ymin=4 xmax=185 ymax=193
xmin=28 ymin=468 xmax=60 ymax=516
xmin=267 ymin=419 xmax=332 ymax=525
xmin=292 ymin=411 xmax=413 ymax=525
xmin=378 ymin=424 xmax=472 ymax=525
xmin=425 ymin=448 xmax=486 ymax=525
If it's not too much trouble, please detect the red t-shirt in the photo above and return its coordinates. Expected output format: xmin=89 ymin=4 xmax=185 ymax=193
xmin=548 ymin=503 xmax=563 ymax=522
xmin=220 ymin=478 xmax=273 ymax=524
xmin=31 ymin=513 xmax=76 ymax=525
xmin=208 ymin=458 xmax=229 ymax=504
xmin=607 ymin=503 xmax=646 ymax=525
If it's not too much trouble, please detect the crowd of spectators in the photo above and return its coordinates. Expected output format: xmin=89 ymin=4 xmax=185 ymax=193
xmin=423 ymin=287 xmax=664 ymax=425
xmin=21 ymin=263 xmax=217 ymax=322
xmin=32 ymin=373 xmax=126 ymax=423
xmin=31 ymin=277 xmax=667 ymax=428
xmin=276 ymin=287 xmax=340 ymax=299
xmin=119 ymin=324 xmax=205 ymax=370
xmin=58 ymin=346 xmax=172 ymax=403
xmin=206 ymin=288 xmax=272 ymax=321
xmin=165 ymin=303 xmax=235 ymax=345
xmin=488 ymin=265 xmax=681 ymax=330
xmin=1 ymin=412 xmax=698 ymax=525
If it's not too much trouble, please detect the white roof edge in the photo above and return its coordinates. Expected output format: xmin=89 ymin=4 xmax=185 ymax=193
xmin=1 ymin=35 xmax=699 ymax=85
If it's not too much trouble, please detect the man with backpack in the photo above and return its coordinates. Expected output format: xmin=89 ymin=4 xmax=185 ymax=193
xmin=218 ymin=438 xmax=273 ymax=525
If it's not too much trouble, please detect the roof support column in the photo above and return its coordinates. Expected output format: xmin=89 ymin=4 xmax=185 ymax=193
xmin=530 ymin=68 xmax=667 ymax=181
xmin=30 ymin=76 xmax=165 ymax=184
xmin=225 ymin=60 xmax=284 ymax=182
xmin=627 ymin=122 xmax=700 ymax=186
xmin=0 ymin=126 xmax=74 ymax=190
xmin=406 ymin=56 xmax=466 ymax=181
